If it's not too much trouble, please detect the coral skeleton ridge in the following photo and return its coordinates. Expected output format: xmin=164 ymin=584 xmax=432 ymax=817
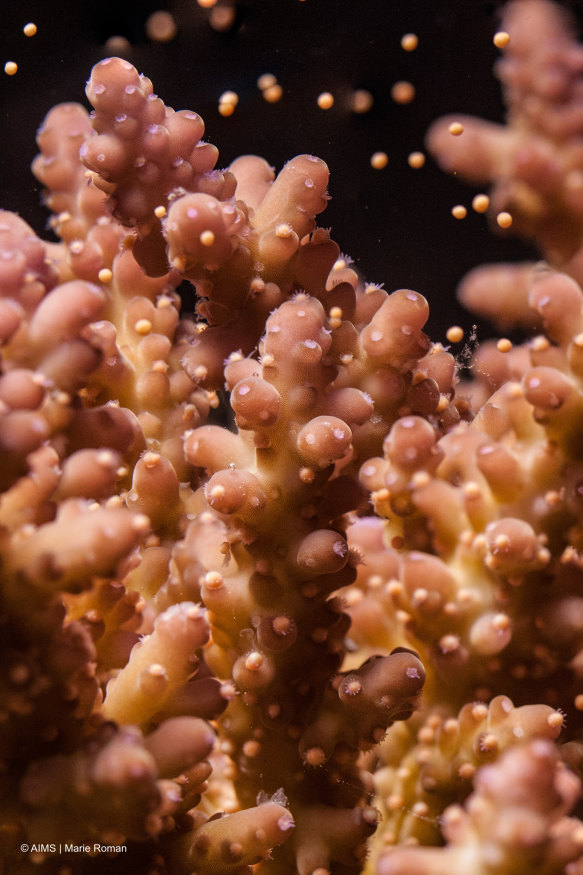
xmin=5 ymin=1 xmax=583 ymax=873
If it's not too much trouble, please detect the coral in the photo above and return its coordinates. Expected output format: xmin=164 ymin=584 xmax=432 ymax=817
xmin=6 ymin=2 xmax=583 ymax=873
xmin=427 ymin=0 xmax=583 ymax=307
xmin=0 ymin=48 xmax=435 ymax=875
xmin=377 ymin=740 xmax=583 ymax=875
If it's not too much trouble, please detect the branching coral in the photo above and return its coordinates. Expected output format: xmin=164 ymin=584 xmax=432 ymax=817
xmin=0 ymin=47 xmax=436 ymax=875
xmin=427 ymin=0 xmax=583 ymax=314
xmin=5 ymin=2 xmax=583 ymax=873
xmin=377 ymin=740 xmax=583 ymax=875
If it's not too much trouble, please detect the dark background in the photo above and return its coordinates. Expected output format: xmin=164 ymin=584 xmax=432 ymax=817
xmin=1 ymin=0 xmax=575 ymax=342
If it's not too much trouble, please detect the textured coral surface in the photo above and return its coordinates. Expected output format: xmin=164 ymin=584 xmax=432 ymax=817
xmin=4 ymin=1 xmax=583 ymax=874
